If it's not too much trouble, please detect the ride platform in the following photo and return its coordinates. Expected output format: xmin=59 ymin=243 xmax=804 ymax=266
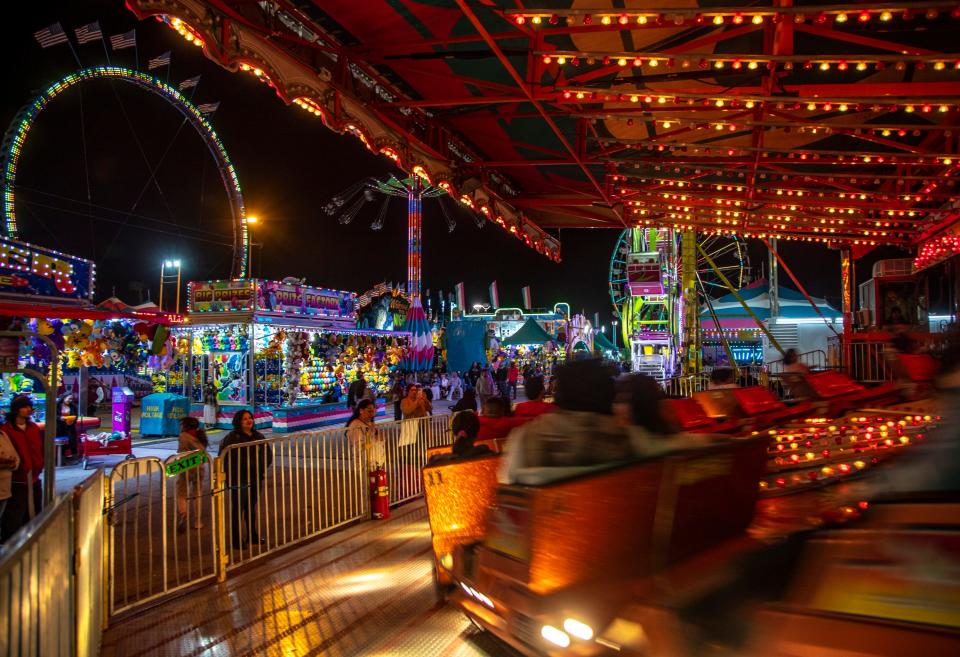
xmin=99 ymin=501 xmax=521 ymax=657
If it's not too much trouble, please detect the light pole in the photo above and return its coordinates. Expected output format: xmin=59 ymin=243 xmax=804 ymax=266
xmin=246 ymin=215 xmax=258 ymax=278
xmin=159 ymin=259 xmax=183 ymax=313
xmin=612 ymin=320 xmax=619 ymax=349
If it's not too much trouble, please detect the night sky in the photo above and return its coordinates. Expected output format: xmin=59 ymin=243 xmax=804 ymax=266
xmin=4 ymin=1 xmax=911 ymax=326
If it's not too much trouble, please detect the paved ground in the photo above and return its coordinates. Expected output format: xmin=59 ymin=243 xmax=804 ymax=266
xmin=101 ymin=500 xmax=521 ymax=657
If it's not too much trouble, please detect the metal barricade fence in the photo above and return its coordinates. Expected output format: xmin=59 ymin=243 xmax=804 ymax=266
xmin=73 ymin=472 xmax=104 ymax=657
xmin=218 ymin=426 xmax=366 ymax=571
xmin=219 ymin=413 xmax=452 ymax=572
xmin=103 ymin=414 xmax=455 ymax=613
xmin=0 ymin=490 xmax=80 ymax=657
xmin=106 ymin=452 xmax=216 ymax=615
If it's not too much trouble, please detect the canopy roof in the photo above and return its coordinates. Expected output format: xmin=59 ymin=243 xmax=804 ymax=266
xmin=700 ymin=279 xmax=840 ymax=326
xmin=502 ymin=318 xmax=554 ymax=345
xmin=129 ymin=2 xmax=960 ymax=258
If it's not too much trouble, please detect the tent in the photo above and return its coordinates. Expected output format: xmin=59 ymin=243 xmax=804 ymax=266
xmin=700 ymin=280 xmax=841 ymax=330
xmin=502 ymin=318 xmax=554 ymax=346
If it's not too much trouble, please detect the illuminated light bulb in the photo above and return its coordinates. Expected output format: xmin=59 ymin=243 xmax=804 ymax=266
xmin=807 ymin=102 xmax=816 ymax=110
xmin=662 ymin=121 xmax=672 ymax=129
xmin=637 ymin=15 xmax=648 ymax=25
xmin=839 ymin=104 xmax=848 ymax=111
xmin=658 ymin=96 xmax=667 ymax=104
xmin=856 ymin=61 xmax=868 ymax=71
xmin=752 ymin=14 xmax=764 ymax=25
xmin=941 ymin=105 xmax=950 ymax=112
xmin=935 ymin=61 xmax=946 ymax=70
xmin=858 ymin=11 xmax=871 ymax=23
xmin=542 ymin=55 xmax=552 ymax=64
xmin=556 ymin=56 xmax=566 ymax=65
xmin=836 ymin=12 xmax=848 ymax=23
xmin=905 ymin=105 xmax=915 ymax=113
xmin=748 ymin=61 xmax=758 ymax=69
xmin=648 ymin=58 xmax=659 ymax=67
xmin=601 ymin=15 xmax=612 ymax=25
xmin=880 ymin=11 xmax=892 ymax=21
xmin=715 ymin=99 xmax=725 ymax=107
xmin=515 ymin=15 xmax=526 ymax=25
xmin=745 ymin=100 xmax=755 ymax=108
xmin=618 ymin=57 xmax=627 ymax=66
xmin=820 ymin=62 xmax=831 ymax=71
xmin=532 ymin=15 xmax=542 ymax=24
xmin=713 ymin=15 xmax=724 ymax=25
xmin=944 ymin=158 xmax=953 ymax=165
xmin=715 ymin=60 xmax=725 ymax=69
xmin=619 ymin=14 xmax=629 ymax=25
xmin=630 ymin=95 xmax=639 ymax=103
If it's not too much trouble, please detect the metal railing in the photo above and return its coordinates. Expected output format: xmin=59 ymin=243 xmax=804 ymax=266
xmin=105 ymin=413 xmax=453 ymax=612
xmin=766 ymin=349 xmax=829 ymax=375
xmin=105 ymin=452 xmax=217 ymax=615
xmin=0 ymin=471 xmax=104 ymax=657
xmin=661 ymin=374 xmax=709 ymax=398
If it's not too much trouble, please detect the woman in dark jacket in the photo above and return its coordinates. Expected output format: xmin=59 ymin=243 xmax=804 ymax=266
xmin=0 ymin=395 xmax=44 ymax=542
xmin=56 ymin=393 xmax=79 ymax=462
xmin=218 ymin=410 xmax=272 ymax=549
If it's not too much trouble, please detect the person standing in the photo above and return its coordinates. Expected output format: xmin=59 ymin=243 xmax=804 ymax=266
xmin=0 ymin=429 xmax=20 ymax=523
xmin=389 ymin=376 xmax=405 ymax=421
xmin=476 ymin=367 xmax=496 ymax=406
xmin=56 ymin=393 xmax=80 ymax=462
xmin=400 ymin=383 xmax=432 ymax=420
xmin=202 ymin=379 xmax=219 ymax=428
xmin=176 ymin=417 xmax=209 ymax=532
xmin=507 ymin=362 xmax=520 ymax=400
xmin=0 ymin=396 xmax=44 ymax=542
xmin=219 ymin=410 xmax=272 ymax=549
xmin=347 ymin=372 xmax=367 ymax=409
xmin=346 ymin=399 xmax=384 ymax=468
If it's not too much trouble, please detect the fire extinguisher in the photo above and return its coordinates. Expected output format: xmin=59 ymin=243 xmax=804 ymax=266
xmin=369 ymin=467 xmax=390 ymax=520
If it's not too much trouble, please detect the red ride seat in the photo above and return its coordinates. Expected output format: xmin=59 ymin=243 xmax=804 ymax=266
xmin=804 ymin=371 xmax=900 ymax=412
xmin=895 ymin=354 xmax=940 ymax=383
xmin=667 ymin=398 xmax=740 ymax=433
xmin=733 ymin=386 xmax=813 ymax=426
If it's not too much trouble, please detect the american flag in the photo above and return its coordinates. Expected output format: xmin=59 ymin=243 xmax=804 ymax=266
xmin=196 ymin=102 xmax=220 ymax=114
xmin=178 ymin=75 xmax=200 ymax=90
xmin=74 ymin=21 xmax=102 ymax=44
xmin=34 ymin=22 xmax=69 ymax=48
xmin=147 ymin=51 xmax=171 ymax=70
xmin=109 ymin=30 xmax=136 ymax=50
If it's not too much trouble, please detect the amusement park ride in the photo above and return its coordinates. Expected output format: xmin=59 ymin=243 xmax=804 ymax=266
xmin=120 ymin=0 xmax=960 ymax=386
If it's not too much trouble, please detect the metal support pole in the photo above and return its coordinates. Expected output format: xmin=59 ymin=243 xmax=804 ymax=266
xmin=175 ymin=265 xmax=182 ymax=315
xmin=768 ymin=237 xmax=780 ymax=320
xmin=77 ymin=365 xmax=89 ymax=419
xmin=184 ymin=329 xmax=194 ymax=401
xmin=247 ymin=323 xmax=256 ymax=412
xmin=407 ymin=177 xmax=423 ymax=299
xmin=681 ymin=231 xmax=700 ymax=375
xmin=841 ymin=248 xmax=855 ymax=371
xmin=158 ymin=262 xmax=165 ymax=312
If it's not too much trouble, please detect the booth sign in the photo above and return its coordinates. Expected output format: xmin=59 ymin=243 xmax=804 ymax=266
xmin=0 ymin=236 xmax=95 ymax=302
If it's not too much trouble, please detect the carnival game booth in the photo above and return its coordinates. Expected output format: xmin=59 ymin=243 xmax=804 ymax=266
xmin=177 ymin=278 xmax=410 ymax=432
xmin=499 ymin=317 xmax=563 ymax=375
xmin=701 ymin=281 xmax=843 ymax=368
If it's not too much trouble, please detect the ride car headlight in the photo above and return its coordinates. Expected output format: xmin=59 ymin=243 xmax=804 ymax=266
xmin=563 ymin=618 xmax=594 ymax=641
xmin=541 ymin=625 xmax=571 ymax=648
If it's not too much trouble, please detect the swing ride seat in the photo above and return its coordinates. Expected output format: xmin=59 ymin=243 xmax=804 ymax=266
xmin=732 ymin=387 xmax=814 ymax=426
xmin=894 ymin=353 xmax=941 ymax=383
xmin=421 ymin=453 xmax=502 ymax=586
xmin=804 ymin=371 xmax=901 ymax=414
xmin=668 ymin=398 xmax=741 ymax=433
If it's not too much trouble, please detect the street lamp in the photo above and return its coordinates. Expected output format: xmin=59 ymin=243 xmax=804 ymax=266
xmin=612 ymin=320 xmax=619 ymax=349
xmin=159 ymin=259 xmax=183 ymax=313
xmin=246 ymin=215 xmax=259 ymax=278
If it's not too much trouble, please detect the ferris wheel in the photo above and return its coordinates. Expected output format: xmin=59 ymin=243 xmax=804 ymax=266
xmin=608 ymin=229 xmax=750 ymax=319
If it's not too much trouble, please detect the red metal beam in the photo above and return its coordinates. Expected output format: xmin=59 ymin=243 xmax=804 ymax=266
xmin=454 ymin=0 xmax=622 ymax=225
xmin=795 ymin=23 xmax=940 ymax=55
